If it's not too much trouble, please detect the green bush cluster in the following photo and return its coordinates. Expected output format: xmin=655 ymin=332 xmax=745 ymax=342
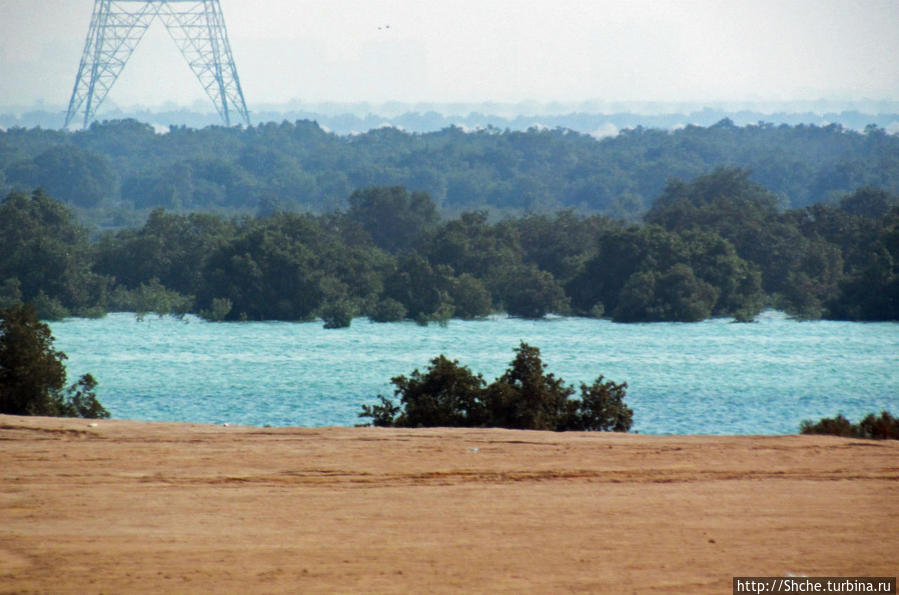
xmin=360 ymin=342 xmax=632 ymax=432
xmin=800 ymin=411 xmax=898 ymax=440
xmin=0 ymin=303 xmax=108 ymax=418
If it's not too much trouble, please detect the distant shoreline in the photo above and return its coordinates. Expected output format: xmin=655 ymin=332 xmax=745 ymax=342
xmin=4 ymin=102 xmax=899 ymax=134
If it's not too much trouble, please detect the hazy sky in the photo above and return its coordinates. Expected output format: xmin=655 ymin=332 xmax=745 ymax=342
xmin=1 ymin=0 xmax=897 ymax=110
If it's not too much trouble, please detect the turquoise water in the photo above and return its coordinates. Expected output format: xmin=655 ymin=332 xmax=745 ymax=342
xmin=49 ymin=311 xmax=898 ymax=434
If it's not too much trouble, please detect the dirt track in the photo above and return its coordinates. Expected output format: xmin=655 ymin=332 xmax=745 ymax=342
xmin=1 ymin=414 xmax=897 ymax=593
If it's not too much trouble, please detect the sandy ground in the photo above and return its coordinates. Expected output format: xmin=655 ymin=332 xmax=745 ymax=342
xmin=1 ymin=415 xmax=897 ymax=593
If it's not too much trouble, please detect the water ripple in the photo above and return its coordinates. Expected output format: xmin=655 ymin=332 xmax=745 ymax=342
xmin=49 ymin=312 xmax=899 ymax=434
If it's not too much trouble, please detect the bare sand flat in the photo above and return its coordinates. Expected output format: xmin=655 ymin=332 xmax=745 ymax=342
xmin=1 ymin=414 xmax=897 ymax=593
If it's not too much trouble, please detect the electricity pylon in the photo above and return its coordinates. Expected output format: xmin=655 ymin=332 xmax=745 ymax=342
xmin=65 ymin=0 xmax=250 ymax=128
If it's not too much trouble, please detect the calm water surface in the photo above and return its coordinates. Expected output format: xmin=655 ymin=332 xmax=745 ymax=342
xmin=50 ymin=311 xmax=898 ymax=434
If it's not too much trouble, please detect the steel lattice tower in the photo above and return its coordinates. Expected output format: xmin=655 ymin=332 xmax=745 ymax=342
xmin=65 ymin=0 xmax=250 ymax=128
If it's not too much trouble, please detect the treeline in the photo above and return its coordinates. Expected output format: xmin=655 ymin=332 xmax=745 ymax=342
xmin=5 ymin=103 xmax=899 ymax=135
xmin=1 ymin=118 xmax=897 ymax=227
xmin=2 ymin=168 xmax=897 ymax=323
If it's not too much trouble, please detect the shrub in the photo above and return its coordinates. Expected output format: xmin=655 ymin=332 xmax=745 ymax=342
xmin=856 ymin=412 xmax=899 ymax=440
xmin=31 ymin=290 xmax=70 ymax=321
xmin=319 ymin=298 xmax=356 ymax=329
xmin=613 ymin=265 xmax=718 ymax=322
xmin=800 ymin=411 xmax=898 ymax=440
xmin=358 ymin=395 xmax=402 ymax=427
xmin=61 ymin=373 xmax=107 ymax=418
xmin=367 ymin=297 xmax=407 ymax=323
xmin=482 ymin=342 xmax=575 ymax=430
xmin=570 ymin=376 xmax=633 ymax=432
xmin=449 ymin=274 xmax=493 ymax=319
xmin=200 ymin=297 xmax=233 ymax=322
xmin=359 ymin=342 xmax=632 ymax=432
xmin=0 ymin=303 xmax=108 ymax=418
xmin=386 ymin=355 xmax=486 ymax=427
xmin=108 ymin=278 xmax=193 ymax=320
xmin=499 ymin=266 xmax=570 ymax=319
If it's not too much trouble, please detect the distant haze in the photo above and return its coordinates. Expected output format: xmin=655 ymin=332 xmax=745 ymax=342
xmin=1 ymin=0 xmax=898 ymax=112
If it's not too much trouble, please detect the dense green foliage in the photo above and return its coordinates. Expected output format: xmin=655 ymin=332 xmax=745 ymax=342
xmin=643 ymin=170 xmax=899 ymax=320
xmin=800 ymin=411 xmax=898 ymax=440
xmin=3 ymin=119 xmax=897 ymax=324
xmin=3 ymin=167 xmax=898 ymax=323
xmin=1 ymin=119 xmax=897 ymax=225
xmin=359 ymin=342 xmax=632 ymax=431
xmin=0 ymin=189 xmax=109 ymax=319
xmin=0 ymin=303 xmax=108 ymax=418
